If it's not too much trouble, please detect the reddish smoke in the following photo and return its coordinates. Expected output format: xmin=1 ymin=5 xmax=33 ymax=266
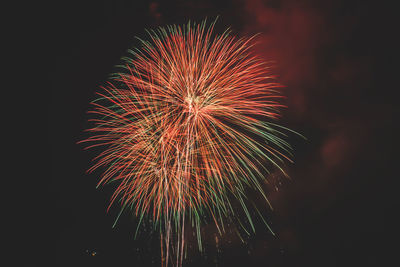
xmin=149 ymin=2 xmax=162 ymax=22
xmin=243 ymin=0 xmax=327 ymax=119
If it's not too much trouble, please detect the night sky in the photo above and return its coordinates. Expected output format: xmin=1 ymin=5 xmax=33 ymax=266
xmin=24 ymin=0 xmax=397 ymax=266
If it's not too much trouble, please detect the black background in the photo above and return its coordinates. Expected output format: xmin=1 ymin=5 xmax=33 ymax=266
xmin=20 ymin=0 xmax=397 ymax=266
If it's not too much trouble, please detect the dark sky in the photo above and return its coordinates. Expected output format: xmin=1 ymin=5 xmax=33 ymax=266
xmin=24 ymin=0 xmax=396 ymax=266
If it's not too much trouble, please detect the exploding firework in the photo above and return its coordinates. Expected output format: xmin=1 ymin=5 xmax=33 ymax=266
xmin=81 ymin=19 xmax=298 ymax=266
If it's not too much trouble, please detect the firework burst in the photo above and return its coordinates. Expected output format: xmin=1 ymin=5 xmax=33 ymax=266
xmin=81 ymin=19 xmax=298 ymax=266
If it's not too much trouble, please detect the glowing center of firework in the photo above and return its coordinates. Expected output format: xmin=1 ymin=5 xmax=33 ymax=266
xmin=185 ymin=94 xmax=202 ymax=115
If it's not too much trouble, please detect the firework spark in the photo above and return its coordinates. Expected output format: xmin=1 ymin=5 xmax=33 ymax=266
xmin=81 ymin=19 xmax=298 ymax=266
